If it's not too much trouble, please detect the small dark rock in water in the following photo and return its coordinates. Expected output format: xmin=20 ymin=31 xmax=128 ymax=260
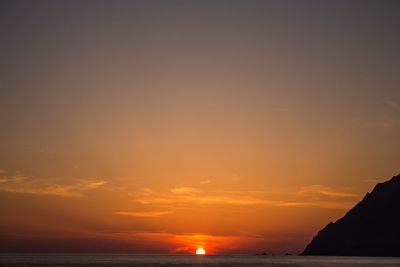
xmin=302 ymin=174 xmax=400 ymax=257
xmin=285 ymin=253 xmax=292 ymax=256
xmin=261 ymin=252 xmax=267 ymax=255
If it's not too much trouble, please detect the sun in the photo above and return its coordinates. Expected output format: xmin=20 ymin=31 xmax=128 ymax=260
xmin=195 ymin=248 xmax=206 ymax=255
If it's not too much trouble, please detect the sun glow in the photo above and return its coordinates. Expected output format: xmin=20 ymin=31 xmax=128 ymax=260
xmin=195 ymin=248 xmax=206 ymax=255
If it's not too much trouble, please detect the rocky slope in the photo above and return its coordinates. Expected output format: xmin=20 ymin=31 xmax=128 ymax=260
xmin=302 ymin=174 xmax=400 ymax=256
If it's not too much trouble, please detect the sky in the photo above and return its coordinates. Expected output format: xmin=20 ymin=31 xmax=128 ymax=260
xmin=0 ymin=0 xmax=399 ymax=254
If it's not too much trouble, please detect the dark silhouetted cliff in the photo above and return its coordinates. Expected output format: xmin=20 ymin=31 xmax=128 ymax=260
xmin=302 ymin=174 xmax=400 ymax=256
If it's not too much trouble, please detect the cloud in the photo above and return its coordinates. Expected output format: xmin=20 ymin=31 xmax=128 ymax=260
xmin=38 ymin=149 xmax=56 ymax=155
xmin=89 ymin=231 xmax=270 ymax=254
xmin=0 ymin=174 xmax=108 ymax=197
xmin=76 ymin=180 xmax=108 ymax=189
xmin=136 ymin=189 xmax=273 ymax=206
xmin=104 ymin=231 xmax=303 ymax=254
xmin=132 ymin=186 xmax=357 ymax=210
xmin=232 ymin=173 xmax=241 ymax=181
xmin=114 ymin=211 xmax=173 ymax=217
xmin=200 ymin=179 xmax=212 ymax=185
xmin=381 ymin=118 xmax=397 ymax=129
xmin=384 ymin=100 xmax=400 ymax=111
xmin=299 ymin=185 xmax=359 ymax=198
xmin=142 ymin=187 xmax=154 ymax=193
xmin=170 ymin=187 xmax=200 ymax=195
xmin=3 ymin=185 xmax=82 ymax=197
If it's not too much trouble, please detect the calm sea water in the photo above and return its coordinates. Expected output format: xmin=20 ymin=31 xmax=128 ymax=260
xmin=1 ymin=254 xmax=400 ymax=267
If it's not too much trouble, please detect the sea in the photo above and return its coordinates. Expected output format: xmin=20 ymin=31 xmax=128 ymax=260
xmin=1 ymin=254 xmax=400 ymax=267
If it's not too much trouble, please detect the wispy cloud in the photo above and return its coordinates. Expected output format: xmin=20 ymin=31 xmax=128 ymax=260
xmin=91 ymin=231 xmax=269 ymax=254
xmin=2 ymin=185 xmax=82 ymax=197
xmin=170 ymin=187 xmax=200 ymax=195
xmin=384 ymin=100 xmax=400 ymax=111
xmin=38 ymin=149 xmax=56 ymax=155
xmin=114 ymin=210 xmax=173 ymax=217
xmin=381 ymin=100 xmax=399 ymax=128
xmin=232 ymin=173 xmax=241 ymax=181
xmin=76 ymin=179 xmax=108 ymax=189
xmin=0 ymin=173 xmax=108 ymax=197
xmin=132 ymin=185 xmax=358 ymax=210
xmin=380 ymin=118 xmax=397 ymax=128
xmin=299 ymin=185 xmax=359 ymax=198
xmin=200 ymin=179 xmax=212 ymax=185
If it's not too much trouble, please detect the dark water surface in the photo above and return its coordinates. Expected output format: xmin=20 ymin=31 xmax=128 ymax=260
xmin=1 ymin=254 xmax=400 ymax=267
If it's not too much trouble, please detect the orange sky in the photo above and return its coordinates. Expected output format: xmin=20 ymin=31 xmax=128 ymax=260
xmin=0 ymin=0 xmax=399 ymax=254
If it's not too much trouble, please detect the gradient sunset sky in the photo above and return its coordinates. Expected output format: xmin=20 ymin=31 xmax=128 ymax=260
xmin=1 ymin=0 xmax=399 ymax=254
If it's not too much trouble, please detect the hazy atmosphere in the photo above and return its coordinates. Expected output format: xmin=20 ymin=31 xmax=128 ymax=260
xmin=1 ymin=0 xmax=399 ymax=254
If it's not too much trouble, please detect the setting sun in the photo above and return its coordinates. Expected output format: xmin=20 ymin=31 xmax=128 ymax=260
xmin=195 ymin=248 xmax=206 ymax=255
xmin=2 ymin=1 xmax=400 ymax=265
